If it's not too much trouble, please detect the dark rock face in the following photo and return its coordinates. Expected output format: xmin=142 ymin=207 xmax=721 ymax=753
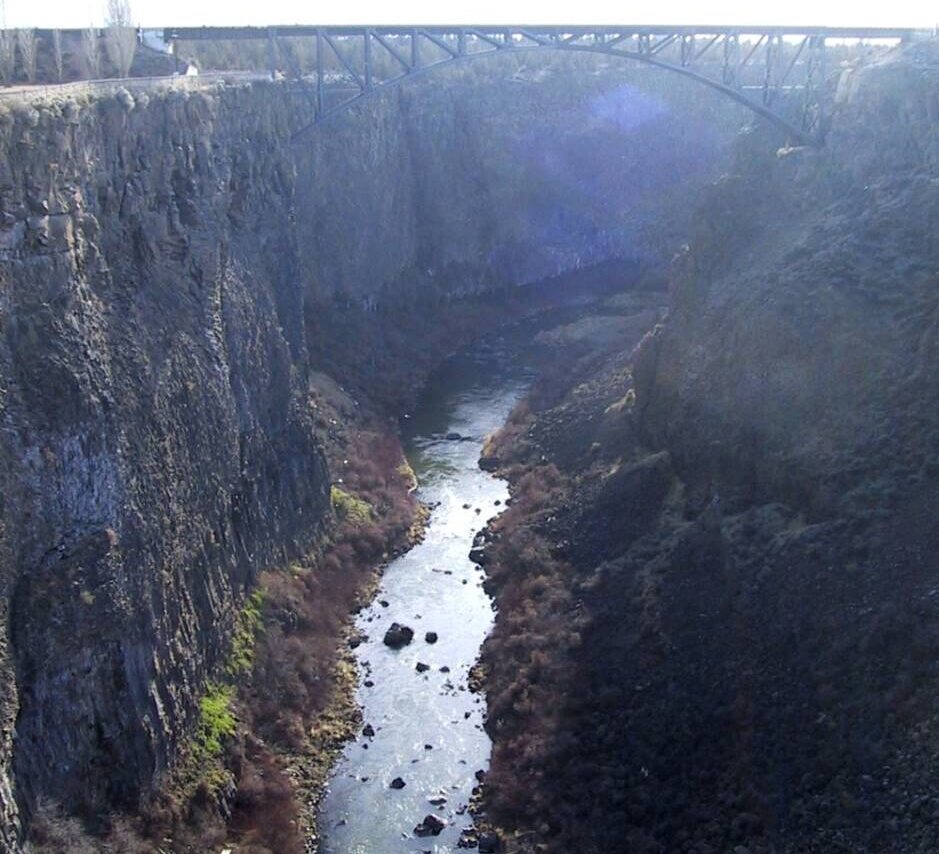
xmin=636 ymin=46 xmax=939 ymax=516
xmin=294 ymin=53 xmax=745 ymax=309
xmin=0 ymin=86 xmax=331 ymax=837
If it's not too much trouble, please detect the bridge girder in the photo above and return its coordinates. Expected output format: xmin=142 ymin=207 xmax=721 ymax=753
xmin=164 ymin=25 xmax=919 ymax=145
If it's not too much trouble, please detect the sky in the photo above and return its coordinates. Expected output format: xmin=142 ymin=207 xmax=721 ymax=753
xmin=0 ymin=0 xmax=936 ymax=30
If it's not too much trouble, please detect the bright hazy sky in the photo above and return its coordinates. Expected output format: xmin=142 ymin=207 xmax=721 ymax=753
xmin=1 ymin=0 xmax=936 ymax=30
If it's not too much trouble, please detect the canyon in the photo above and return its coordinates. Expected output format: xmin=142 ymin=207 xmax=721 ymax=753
xmin=0 ymin=36 xmax=936 ymax=854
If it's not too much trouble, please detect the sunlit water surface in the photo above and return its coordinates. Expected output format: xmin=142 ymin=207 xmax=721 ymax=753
xmin=321 ymin=337 xmax=534 ymax=853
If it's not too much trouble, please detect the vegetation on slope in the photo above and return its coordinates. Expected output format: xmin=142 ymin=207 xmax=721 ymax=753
xmin=477 ymin=42 xmax=939 ymax=854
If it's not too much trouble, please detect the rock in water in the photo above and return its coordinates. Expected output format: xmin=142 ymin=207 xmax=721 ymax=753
xmin=383 ymin=622 xmax=414 ymax=648
xmin=414 ymin=814 xmax=447 ymax=836
xmin=389 ymin=777 xmax=406 ymax=789
xmin=425 ymin=631 xmax=438 ymax=644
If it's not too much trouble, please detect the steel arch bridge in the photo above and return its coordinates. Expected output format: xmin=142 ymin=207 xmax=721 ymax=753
xmin=164 ymin=25 xmax=921 ymax=146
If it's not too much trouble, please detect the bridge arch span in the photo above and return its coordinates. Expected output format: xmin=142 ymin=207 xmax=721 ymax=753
xmin=165 ymin=25 xmax=917 ymax=146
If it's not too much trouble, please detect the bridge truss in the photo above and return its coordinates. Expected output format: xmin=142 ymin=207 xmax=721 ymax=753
xmin=164 ymin=25 xmax=919 ymax=145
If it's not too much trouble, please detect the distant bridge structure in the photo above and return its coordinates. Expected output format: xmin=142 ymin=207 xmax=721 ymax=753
xmin=164 ymin=25 xmax=922 ymax=145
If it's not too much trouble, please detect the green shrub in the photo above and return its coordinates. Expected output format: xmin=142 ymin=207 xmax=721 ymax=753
xmin=197 ymin=682 xmax=237 ymax=759
xmin=330 ymin=485 xmax=372 ymax=526
xmin=226 ymin=588 xmax=266 ymax=677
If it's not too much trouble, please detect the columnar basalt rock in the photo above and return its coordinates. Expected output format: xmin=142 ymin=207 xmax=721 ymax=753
xmin=0 ymin=84 xmax=332 ymax=841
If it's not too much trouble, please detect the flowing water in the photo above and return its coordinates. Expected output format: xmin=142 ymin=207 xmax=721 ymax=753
xmin=321 ymin=335 xmax=535 ymax=853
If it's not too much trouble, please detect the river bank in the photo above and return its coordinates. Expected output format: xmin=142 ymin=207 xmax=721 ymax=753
xmin=320 ymin=333 xmax=532 ymax=853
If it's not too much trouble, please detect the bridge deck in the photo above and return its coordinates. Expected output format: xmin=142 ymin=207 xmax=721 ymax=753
xmin=165 ymin=24 xmax=920 ymax=41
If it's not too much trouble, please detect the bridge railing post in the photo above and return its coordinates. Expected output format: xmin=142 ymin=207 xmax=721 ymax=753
xmin=266 ymin=27 xmax=278 ymax=78
xmin=723 ymin=33 xmax=739 ymax=86
xmin=801 ymin=34 xmax=828 ymax=137
xmin=763 ymin=34 xmax=775 ymax=105
xmin=410 ymin=28 xmax=419 ymax=72
xmin=315 ymin=28 xmax=324 ymax=119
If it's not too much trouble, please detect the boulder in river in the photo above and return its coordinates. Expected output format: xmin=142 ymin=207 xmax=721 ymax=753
xmin=414 ymin=814 xmax=447 ymax=836
xmin=479 ymin=456 xmax=499 ymax=472
xmin=416 ymin=662 xmax=430 ymax=673
xmin=425 ymin=631 xmax=438 ymax=644
xmin=389 ymin=777 xmax=406 ymax=789
xmin=383 ymin=622 xmax=414 ymax=648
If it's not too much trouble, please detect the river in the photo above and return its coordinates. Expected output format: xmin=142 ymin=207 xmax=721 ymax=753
xmin=320 ymin=332 xmax=535 ymax=853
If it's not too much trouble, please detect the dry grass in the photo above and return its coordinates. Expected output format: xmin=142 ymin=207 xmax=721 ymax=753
xmin=479 ymin=461 xmax=585 ymax=831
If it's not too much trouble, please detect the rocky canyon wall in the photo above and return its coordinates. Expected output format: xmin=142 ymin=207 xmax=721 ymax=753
xmin=295 ymin=54 xmax=746 ymax=306
xmin=0 ymin=84 xmax=332 ymax=843
xmin=475 ymin=40 xmax=939 ymax=854
xmin=636 ymin=40 xmax=939 ymax=516
xmin=0 ymin=54 xmax=746 ymax=846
